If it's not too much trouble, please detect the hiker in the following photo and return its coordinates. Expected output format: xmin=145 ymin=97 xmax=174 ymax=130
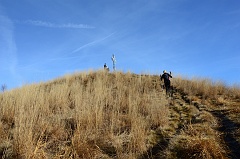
xmin=111 ymin=54 xmax=116 ymax=71
xmin=161 ymin=70 xmax=172 ymax=94
xmin=104 ymin=63 xmax=109 ymax=71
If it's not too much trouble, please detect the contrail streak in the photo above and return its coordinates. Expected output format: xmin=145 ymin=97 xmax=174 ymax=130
xmin=71 ymin=32 xmax=116 ymax=54
xmin=18 ymin=20 xmax=95 ymax=29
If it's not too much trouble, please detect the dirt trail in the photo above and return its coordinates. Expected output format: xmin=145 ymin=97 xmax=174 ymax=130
xmin=179 ymin=90 xmax=240 ymax=159
xmin=142 ymin=88 xmax=197 ymax=158
xmin=144 ymin=85 xmax=240 ymax=159
xmin=211 ymin=109 xmax=240 ymax=159
xmin=173 ymin=89 xmax=240 ymax=159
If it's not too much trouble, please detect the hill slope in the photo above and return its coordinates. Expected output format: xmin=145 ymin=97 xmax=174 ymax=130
xmin=0 ymin=71 xmax=239 ymax=159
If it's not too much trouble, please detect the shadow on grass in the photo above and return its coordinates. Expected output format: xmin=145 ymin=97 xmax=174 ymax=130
xmin=211 ymin=110 xmax=240 ymax=159
xmin=140 ymin=137 xmax=170 ymax=159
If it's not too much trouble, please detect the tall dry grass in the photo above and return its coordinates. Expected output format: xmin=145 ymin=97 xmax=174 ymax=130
xmin=169 ymin=76 xmax=239 ymax=159
xmin=1 ymin=71 xmax=238 ymax=158
xmin=0 ymin=70 xmax=169 ymax=158
xmin=168 ymin=124 xmax=227 ymax=159
xmin=172 ymin=76 xmax=240 ymax=102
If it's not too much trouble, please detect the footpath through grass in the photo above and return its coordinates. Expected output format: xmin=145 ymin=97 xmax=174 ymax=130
xmin=0 ymin=71 xmax=239 ymax=158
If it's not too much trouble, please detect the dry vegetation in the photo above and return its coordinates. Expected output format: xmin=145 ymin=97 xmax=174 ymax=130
xmin=171 ymin=76 xmax=240 ymax=159
xmin=0 ymin=71 xmax=239 ymax=159
xmin=0 ymin=71 xmax=169 ymax=158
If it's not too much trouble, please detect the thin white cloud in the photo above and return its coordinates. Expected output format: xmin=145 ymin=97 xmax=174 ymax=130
xmin=0 ymin=13 xmax=23 ymax=88
xmin=0 ymin=15 xmax=18 ymax=73
xmin=22 ymin=20 xmax=95 ymax=29
xmin=16 ymin=32 xmax=116 ymax=71
xmin=72 ymin=32 xmax=116 ymax=54
xmin=29 ymin=32 xmax=117 ymax=66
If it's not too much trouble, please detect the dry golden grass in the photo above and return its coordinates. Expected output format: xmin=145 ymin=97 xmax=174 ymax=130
xmin=170 ymin=76 xmax=240 ymax=159
xmin=172 ymin=76 xmax=240 ymax=100
xmin=168 ymin=126 xmax=227 ymax=159
xmin=0 ymin=71 xmax=169 ymax=158
xmin=0 ymin=70 xmax=239 ymax=158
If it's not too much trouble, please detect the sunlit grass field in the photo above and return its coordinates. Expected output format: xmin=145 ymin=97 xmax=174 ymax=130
xmin=0 ymin=70 xmax=239 ymax=158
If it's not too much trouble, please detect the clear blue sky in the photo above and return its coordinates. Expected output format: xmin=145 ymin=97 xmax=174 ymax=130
xmin=1 ymin=0 xmax=240 ymax=89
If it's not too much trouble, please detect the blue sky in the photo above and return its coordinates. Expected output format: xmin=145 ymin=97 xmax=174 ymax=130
xmin=0 ymin=0 xmax=240 ymax=89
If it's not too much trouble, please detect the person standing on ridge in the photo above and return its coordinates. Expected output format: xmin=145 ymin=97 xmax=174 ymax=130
xmin=104 ymin=63 xmax=109 ymax=71
xmin=161 ymin=70 xmax=172 ymax=94
xmin=111 ymin=54 xmax=116 ymax=71
xmin=104 ymin=63 xmax=107 ymax=69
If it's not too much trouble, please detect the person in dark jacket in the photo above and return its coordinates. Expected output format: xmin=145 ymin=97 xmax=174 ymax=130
xmin=161 ymin=70 xmax=172 ymax=94
xmin=104 ymin=63 xmax=109 ymax=71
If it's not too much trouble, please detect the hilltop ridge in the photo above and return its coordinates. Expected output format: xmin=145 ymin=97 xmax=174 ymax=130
xmin=0 ymin=70 xmax=239 ymax=158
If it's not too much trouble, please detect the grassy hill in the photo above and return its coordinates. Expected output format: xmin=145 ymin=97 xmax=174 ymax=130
xmin=0 ymin=70 xmax=239 ymax=159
